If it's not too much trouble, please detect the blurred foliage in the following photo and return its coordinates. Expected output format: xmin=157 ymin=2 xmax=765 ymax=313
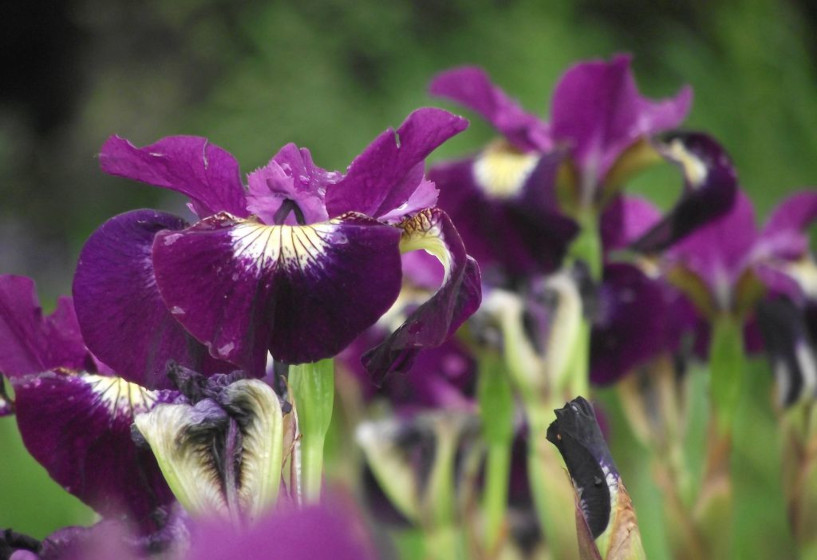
xmin=0 ymin=0 xmax=815 ymax=552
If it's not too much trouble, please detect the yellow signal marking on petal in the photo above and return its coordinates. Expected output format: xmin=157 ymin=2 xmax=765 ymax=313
xmin=86 ymin=374 xmax=160 ymax=416
xmin=229 ymin=221 xmax=341 ymax=273
xmin=662 ymin=138 xmax=707 ymax=188
xmin=399 ymin=211 xmax=451 ymax=279
xmin=784 ymin=257 xmax=817 ymax=299
xmin=473 ymin=139 xmax=540 ymax=199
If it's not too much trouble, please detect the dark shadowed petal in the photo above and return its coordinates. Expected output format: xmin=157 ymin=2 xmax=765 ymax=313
xmin=0 ymin=275 xmax=93 ymax=378
xmin=757 ymin=297 xmax=817 ymax=407
xmin=325 ymin=108 xmax=467 ymax=219
xmin=73 ymin=210 xmax=232 ymax=389
xmin=429 ymin=158 xmax=577 ymax=281
xmin=11 ymin=371 xmax=181 ymax=535
xmin=546 ymin=397 xmax=618 ymax=539
xmin=341 ymin=316 xmax=477 ymax=411
xmin=630 ymin=133 xmax=739 ymax=253
xmin=99 ymin=136 xmax=249 ymax=219
xmin=429 ymin=66 xmax=551 ymax=151
xmin=152 ymin=212 xmax=403 ymax=370
xmin=186 ymin=501 xmax=375 ymax=560
xmin=246 ymin=143 xmax=337 ymax=225
xmin=590 ymin=264 xmax=674 ymax=385
xmin=600 ymin=195 xmax=662 ymax=252
xmin=364 ymin=208 xmax=482 ymax=382
xmin=550 ymin=54 xmax=692 ymax=183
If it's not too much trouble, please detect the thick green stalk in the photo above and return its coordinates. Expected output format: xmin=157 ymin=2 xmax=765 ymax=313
xmin=289 ymin=359 xmax=335 ymax=504
xmin=476 ymin=351 xmax=514 ymax=552
xmin=695 ymin=315 xmax=745 ymax=558
xmin=424 ymin=417 xmax=466 ymax=560
xmin=526 ymin=402 xmax=580 ymax=560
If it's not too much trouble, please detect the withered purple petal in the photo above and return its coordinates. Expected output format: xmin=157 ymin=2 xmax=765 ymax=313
xmin=99 ymin=135 xmax=249 ymax=219
xmin=546 ymin=397 xmax=617 ymax=539
xmin=12 ymin=371 xmax=181 ymax=535
xmin=73 ymin=210 xmax=232 ymax=389
xmin=152 ymin=213 xmax=403 ymax=370
xmin=364 ymin=208 xmax=482 ymax=382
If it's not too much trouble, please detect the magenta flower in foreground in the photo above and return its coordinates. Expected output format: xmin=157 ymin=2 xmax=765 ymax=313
xmin=91 ymin=108 xmax=481 ymax=380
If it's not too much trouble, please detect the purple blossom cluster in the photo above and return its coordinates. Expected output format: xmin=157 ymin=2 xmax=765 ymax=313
xmin=1 ymin=54 xmax=816 ymax=559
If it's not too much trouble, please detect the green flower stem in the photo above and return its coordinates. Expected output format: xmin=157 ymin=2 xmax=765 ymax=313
xmin=695 ymin=315 xmax=745 ymax=558
xmin=526 ymin=402 xmax=580 ymax=560
xmin=569 ymin=210 xmax=603 ymax=282
xmin=289 ymin=359 xmax=335 ymax=504
xmin=423 ymin=416 xmax=466 ymax=560
xmin=476 ymin=350 xmax=514 ymax=552
xmin=709 ymin=315 xmax=745 ymax=436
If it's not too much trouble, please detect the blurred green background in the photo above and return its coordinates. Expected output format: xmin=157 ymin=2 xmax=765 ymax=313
xmin=1 ymin=0 xmax=816 ymax=556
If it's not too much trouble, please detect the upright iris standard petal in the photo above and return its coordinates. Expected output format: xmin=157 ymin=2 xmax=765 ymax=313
xmin=0 ymin=275 xmax=92 ymax=378
xmin=99 ymin=135 xmax=249 ymax=219
xmin=152 ymin=212 xmax=403 ymax=370
xmin=550 ymin=54 xmax=692 ymax=184
xmin=429 ymin=66 xmax=552 ymax=152
xmin=760 ymin=191 xmax=817 ymax=254
xmin=246 ymin=143 xmax=336 ymax=225
xmin=325 ymin=108 xmax=467 ymax=219
xmin=630 ymin=133 xmax=738 ymax=253
xmin=73 ymin=210 xmax=232 ymax=389
xmin=364 ymin=208 xmax=482 ymax=382
xmin=12 ymin=371 xmax=181 ymax=535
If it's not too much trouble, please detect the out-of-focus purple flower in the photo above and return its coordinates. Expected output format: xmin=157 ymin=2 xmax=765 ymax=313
xmin=95 ymin=109 xmax=481 ymax=380
xmin=185 ymin=500 xmax=376 ymax=560
xmin=665 ymin=189 xmax=817 ymax=317
xmin=428 ymin=55 xmax=734 ymax=283
xmin=0 ymin=275 xmax=182 ymax=537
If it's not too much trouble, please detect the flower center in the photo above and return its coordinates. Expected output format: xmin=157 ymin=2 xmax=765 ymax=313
xmin=272 ymin=198 xmax=307 ymax=226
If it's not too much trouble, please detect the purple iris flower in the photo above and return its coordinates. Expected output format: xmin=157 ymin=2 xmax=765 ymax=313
xmin=662 ymin=189 xmax=817 ymax=319
xmin=427 ymin=54 xmax=736 ymax=282
xmin=93 ymin=108 xmax=481 ymax=381
xmin=427 ymin=55 xmax=738 ymax=384
xmin=0 ymin=275 xmax=182 ymax=540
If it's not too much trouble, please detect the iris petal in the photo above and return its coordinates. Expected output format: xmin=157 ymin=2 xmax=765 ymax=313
xmin=0 ymin=275 xmax=92 ymax=378
xmin=73 ymin=210 xmax=233 ymax=389
xmin=99 ymin=135 xmax=249 ymax=219
xmin=152 ymin=212 xmax=402 ymax=370
xmin=12 ymin=371 xmax=180 ymax=535
xmin=364 ymin=208 xmax=482 ymax=382
xmin=429 ymin=66 xmax=552 ymax=152
xmin=325 ymin=108 xmax=467 ymax=218
xmin=551 ymin=54 xmax=692 ymax=184
xmin=630 ymin=133 xmax=739 ymax=253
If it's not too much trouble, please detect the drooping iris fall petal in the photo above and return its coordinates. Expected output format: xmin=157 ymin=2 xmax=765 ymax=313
xmin=73 ymin=210 xmax=233 ymax=389
xmin=152 ymin=212 xmax=403 ymax=371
